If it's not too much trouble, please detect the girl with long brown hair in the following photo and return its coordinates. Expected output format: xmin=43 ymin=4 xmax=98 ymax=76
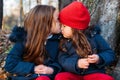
xmin=5 ymin=5 xmax=61 ymax=80
xmin=55 ymin=1 xmax=115 ymax=80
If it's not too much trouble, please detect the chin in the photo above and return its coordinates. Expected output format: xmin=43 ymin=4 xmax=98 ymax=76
xmin=63 ymin=35 xmax=67 ymax=38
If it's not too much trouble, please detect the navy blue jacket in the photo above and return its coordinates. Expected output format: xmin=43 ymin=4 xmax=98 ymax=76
xmin=58 ymin=27 xmax=115 ymax=75
xmin=4 ymin=26 xmax=62 ymax=80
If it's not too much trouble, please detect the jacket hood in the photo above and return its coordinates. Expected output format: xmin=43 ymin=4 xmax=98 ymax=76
xmin=9 ymin=25 xmax=61 ymax=42
xmin=85 ymin=24 xmax=101 ymax=38
xmin=9 ymin=25 xmax=26 ymax=42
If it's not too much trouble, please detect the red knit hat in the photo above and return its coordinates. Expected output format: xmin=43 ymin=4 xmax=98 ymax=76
xmin=59 ymin=1 xmax=90 ymax=30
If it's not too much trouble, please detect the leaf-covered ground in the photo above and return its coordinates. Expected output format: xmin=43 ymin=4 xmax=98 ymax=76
xmin=0 ymin=30 xmax=12 ymax=80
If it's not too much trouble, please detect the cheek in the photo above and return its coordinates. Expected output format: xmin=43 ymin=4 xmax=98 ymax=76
xmin=51 ymin=22 xmax=61 ymax=33
xmin=56 ymin=22 xmax=60 ymax=30
xmin=62 ymin=30 xmax=72 ymax=38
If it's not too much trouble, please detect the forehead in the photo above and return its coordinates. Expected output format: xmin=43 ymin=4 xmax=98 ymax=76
xmin=62 ymin=24 xmax=68 ymax=27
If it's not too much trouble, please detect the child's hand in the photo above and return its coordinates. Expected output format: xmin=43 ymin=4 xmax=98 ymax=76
xmin=77 ymin=58 xmax=89 ymax=69
xmin=87 ymin=54 xmax=99 ymax=64
xmin=34 ymin=64 xmax=54 ymax=74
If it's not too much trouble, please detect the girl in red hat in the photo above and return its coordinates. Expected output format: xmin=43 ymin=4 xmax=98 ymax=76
xmin=55 ymin=1 xmax=115 ymax=80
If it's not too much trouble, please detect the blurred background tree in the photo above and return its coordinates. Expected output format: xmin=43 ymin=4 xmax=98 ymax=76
xmin=0 ymin=0 xmax=3 ymax=30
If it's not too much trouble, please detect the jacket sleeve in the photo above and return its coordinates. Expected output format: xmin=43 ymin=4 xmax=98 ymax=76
xmin=94 ymin=34 xmax=115 ymax=68
xmin=4 ymin=42 xmax=35 ymax=75
xmin=58 ymin=51 xmax=82 ymax=74
xmin=45 ymin=58 xmax=62 ymax=79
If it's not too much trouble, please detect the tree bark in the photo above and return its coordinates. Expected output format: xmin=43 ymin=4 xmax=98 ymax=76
xmin=36 ymin=0 xmax=41 ymax=4
xmin=112 ymin=2 xmax=120 ymax=80
xmin=19 ymin=0 xmax=24 ymax=26
xmin=58 ymin=0 xmax=75 ymax=10
xmin=0 ymin=0 xmax=3 ymax=29
xmin=112 ymin=58 xmax=120 ymax=80
xmin=98 ymin=0 xmax=119 ymax=49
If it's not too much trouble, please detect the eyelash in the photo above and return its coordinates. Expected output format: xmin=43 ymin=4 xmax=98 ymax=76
xmin=62 ymin=25 xmax=65 ymax=28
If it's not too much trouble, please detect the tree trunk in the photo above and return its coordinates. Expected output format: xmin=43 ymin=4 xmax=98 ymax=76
xmin=36 ymin=0 xmax=41 ymax=4
xmin=29 ymin=0 xmax=31 ymax=10
xmin=112 ymin=3 xmax=120 ymax=80
xmin=112 ymin=58 xmax=120 ymax=80
xmin=97 ymin=0 xmax=119 ymax=49
xmin=0 ymin=0 xmax=3 ymax=29
xmin=58 ymin=0 xmax=75 ymax=10
xmin=18 ymin=0 xmax=24 ymax=26
xmin=95 ymin=1 xmax=119 ymax=79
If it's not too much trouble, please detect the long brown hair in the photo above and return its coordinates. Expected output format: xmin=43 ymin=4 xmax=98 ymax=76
xmin=23 ymin=5 xmax=56 ymax=65
xmin=60 ymin=28 xmax=92 ymax=58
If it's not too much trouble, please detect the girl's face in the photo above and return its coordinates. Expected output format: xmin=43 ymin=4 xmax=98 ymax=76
xmin=61 ymin=25 xmax=73 ymax=38
xmin=51 ymin=10 xmax=61 ymax=34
